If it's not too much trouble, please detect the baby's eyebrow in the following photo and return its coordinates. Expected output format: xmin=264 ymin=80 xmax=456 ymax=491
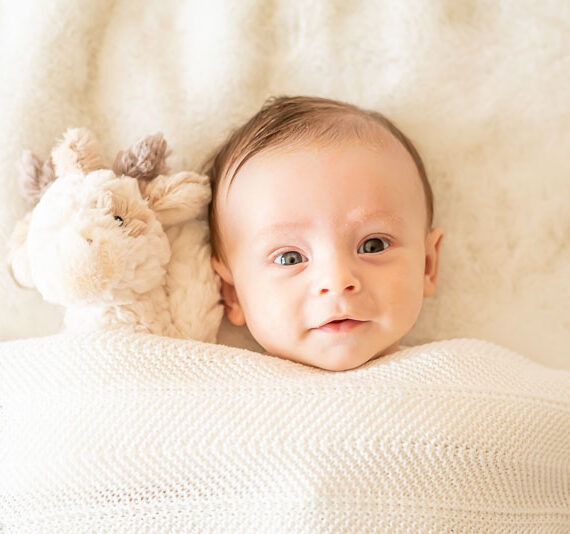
xmin=344 ymin=208 xmax=404 ymax=227
xmin=256 ymin=211 xmax=404 ymax=243
xmin=255 ymin=221 xmax=311 ymax=240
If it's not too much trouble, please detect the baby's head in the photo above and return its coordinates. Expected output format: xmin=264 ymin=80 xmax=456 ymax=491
xmin=206 ymin=96 xmax=443 ymax=371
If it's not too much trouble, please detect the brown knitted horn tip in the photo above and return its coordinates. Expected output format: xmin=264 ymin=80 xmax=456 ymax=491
xmin=113 ymin=132 xmax=170 ymax=181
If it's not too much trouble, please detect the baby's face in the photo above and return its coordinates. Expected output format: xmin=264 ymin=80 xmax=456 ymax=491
xmin=214 ymin=135 xmax=443 ymax=371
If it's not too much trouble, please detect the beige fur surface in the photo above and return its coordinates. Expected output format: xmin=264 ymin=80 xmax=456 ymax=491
xmin=0 ymin=1 xmax=568 ymax=368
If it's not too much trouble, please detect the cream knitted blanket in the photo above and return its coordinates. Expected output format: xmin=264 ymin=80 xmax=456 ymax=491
xmin=1 ymin=332 xmax=569 ymax=532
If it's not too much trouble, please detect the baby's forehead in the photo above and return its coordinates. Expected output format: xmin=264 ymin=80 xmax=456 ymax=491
xmin=232 ymin=124 xmax=408 ymax=182
xmin=218 ymin=142 xmax=417 ymax=232
xmin=226 ymin=139 xmax=424 ymax=213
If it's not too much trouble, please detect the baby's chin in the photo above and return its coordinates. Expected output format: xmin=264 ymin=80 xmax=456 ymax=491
xmin=267 ymin=345 xmax=401 ymax=372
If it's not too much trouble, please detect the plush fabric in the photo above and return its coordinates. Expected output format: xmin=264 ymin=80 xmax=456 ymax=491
xmin=1 ymin=332 xmax=569 ymax=532
xmin=7 ymin=127 xmax=222 ymax=342
xmin=0 ymin=1 xmax=569 ymax=369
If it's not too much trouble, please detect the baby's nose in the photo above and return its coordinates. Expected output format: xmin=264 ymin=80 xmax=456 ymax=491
xmin=316 ymin=261 xmax=361 ymax=296
xmin=319 ymin=283 xmax=357 ymax=296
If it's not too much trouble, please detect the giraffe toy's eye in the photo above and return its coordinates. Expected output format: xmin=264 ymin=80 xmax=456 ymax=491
xmin=114 ymin=215 xmax=125 ymax=226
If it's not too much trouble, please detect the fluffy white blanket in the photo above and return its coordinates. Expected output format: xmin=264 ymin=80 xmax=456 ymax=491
xmin=1 ymin=4 xmax=569 ymax=529
xmin=1 ymin=333 xmax=568 ymax=532
xmin=0 ymin=1 xmax=569 ymax=368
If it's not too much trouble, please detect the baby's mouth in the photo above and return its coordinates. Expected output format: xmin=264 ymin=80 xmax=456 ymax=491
xmin=315 ymin=318 xmax=366 ymax=334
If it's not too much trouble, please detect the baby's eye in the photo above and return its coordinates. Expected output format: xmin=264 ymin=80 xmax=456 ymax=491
xmin=274 ymin=251 xmax=307 ymax=265
xmin=114 ymin=215 xmax=125 ymax=226
xmin=358 ymin=237 xmax=390 ymax=254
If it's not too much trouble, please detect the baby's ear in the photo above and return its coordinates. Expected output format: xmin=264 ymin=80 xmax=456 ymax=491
xmin=7 ymin=213 xmax=35 ymax=289
xmin=423 ymin=227 xmax=444 ymax=297
xmin=211 ymin=257 xmax=245 ymax=326
xmin=141 ymin=171 xmax=212 ymax=228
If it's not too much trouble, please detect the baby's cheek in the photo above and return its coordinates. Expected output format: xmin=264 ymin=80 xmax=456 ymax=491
xmin=243 ymin=311 xmax=286 ymax=357
xmin=241 ymin=280 xmax=301 ymax=353
xmin=391 ymin=273 xmax=425 ymax=323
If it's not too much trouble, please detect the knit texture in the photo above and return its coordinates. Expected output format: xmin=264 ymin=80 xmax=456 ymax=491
xmin=1 ymin=332 xmax=569 ymax=532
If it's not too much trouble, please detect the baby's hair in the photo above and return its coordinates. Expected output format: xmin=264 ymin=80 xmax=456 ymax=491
xmin=204 ymin=95 xmax=434 ymax=261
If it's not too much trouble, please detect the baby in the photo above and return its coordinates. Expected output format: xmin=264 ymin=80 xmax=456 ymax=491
xmin=206 ymin=96 xmax=444 ymax=371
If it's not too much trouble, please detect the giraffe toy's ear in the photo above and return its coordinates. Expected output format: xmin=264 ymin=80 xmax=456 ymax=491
xmin=17 ymin=150 xmax=56 ymax=206
xmin=112 ymin=132 xmax=170 ymax=181
xmin=139 ymin=171 xmax=212 ymax=229
xmin=51 ymin=127 xmax=105 ymax=176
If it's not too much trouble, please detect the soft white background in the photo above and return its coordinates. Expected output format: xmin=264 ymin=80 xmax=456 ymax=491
xmin=0 ymin=0 xmax=568 ymax=369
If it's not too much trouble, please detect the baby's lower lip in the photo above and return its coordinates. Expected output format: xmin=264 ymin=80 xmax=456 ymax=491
xmin=316 ymin=319 xmax=366 ymax=333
